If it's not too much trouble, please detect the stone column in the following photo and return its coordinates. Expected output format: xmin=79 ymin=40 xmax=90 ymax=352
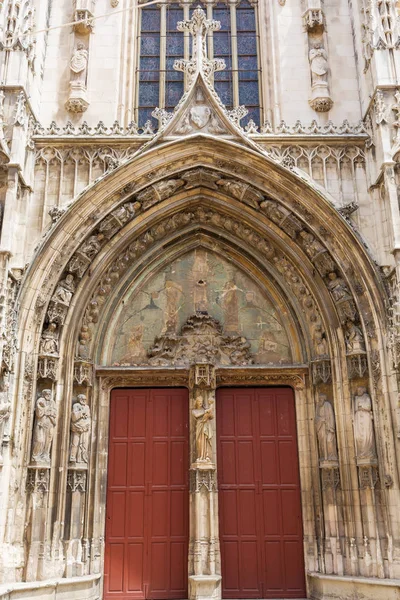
xmin=188 ymin=364 xmax=221 ymax=600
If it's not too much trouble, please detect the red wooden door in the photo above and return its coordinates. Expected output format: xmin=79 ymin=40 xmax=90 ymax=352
xmin=104 ymin=388 xmax=189 ymax=600
xmin=217 ymin=387 xmax=306 ymax=599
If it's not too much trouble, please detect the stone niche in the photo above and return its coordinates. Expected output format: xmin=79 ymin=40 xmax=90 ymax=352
xmin=101 ymin=248 xmax=296 ymax=367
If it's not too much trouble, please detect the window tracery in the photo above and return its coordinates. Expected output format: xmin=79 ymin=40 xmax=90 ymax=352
xmin=136 ymin=0 xmax=261 ymax=128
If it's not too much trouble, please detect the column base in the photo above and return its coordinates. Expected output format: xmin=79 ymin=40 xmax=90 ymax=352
xmin=189 ymin=574 xmax=221 ymax=600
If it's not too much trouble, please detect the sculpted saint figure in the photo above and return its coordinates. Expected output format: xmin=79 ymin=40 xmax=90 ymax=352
xmin=40 ymin=322 xmax=59 ymax=355
xmin=31 ymin=389 xmax=57 ymax=464
xmin=353 ymin=387 xmax=376 ymax=462
xmin=309 ymin=43 xmax=329 ymax=86
xmin=315 ymin=393 xmax=338 ymax=461
xmin=0 ymin=374 xmax=11 ymax=464
xmin=192 ymin=395 xmax=214 ymax=462
xmin=52 ymin=274 xmax=75 ymax=306
xmin=345 ymin=320 xmax=366 ymax=354
xmin=327 ymin=272 xmax=351 ymax=302
xmin=70 ymin=43 xmax=88 ymax=84
xmin=80 ymin=233 xmax=105 ymax=260
xmin=69 ymin=394 xmax=91 ymax=464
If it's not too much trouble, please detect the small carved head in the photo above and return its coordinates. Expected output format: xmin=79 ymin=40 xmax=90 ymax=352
xmin=318 ymin=393 xmax=327 ymax=405
xmin=42 ymin=389 xmax=52 ymax=401
xmin=77 ymin=393 xmax=87 ymax=405
xmin=327 ymin=271 xmax=337 ymax=281
xmin=356 ymin=386 xmax=367 ymax=396
xmin=194 ymin=395 xmax=203 ymax=409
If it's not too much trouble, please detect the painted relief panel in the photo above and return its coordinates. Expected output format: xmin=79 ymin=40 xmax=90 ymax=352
xmin=108 ymin=250 xmax=292 ymax=366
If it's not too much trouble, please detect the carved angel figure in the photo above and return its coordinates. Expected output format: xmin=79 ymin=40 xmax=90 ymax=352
xmin=315 ymin=393 xmax=338 ymax=461
xmin=31 ymin=389 xmax=57 ymax=464
xmin=309 ymin=43 xmax=329 ymax=86
xmin=353 ymin=387 xmax=376 ymax=462
xmin=52 ymin=274 xmax=75 ymax=306
xmin=192 ymin=395 xmax=214 ymax=461
xmin=40 ymin=322 xmax=59 ymax=355
xmin=69 ymin=394 xmax=91 ymax=464
xmin=70 ymin=43 xmax=88 ymax=83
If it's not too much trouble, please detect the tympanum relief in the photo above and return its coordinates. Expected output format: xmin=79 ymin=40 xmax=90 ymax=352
xmin=108 ymin=249 xmax=292 ymax=366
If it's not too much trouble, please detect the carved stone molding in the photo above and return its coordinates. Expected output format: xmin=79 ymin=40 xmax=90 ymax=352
xmin=98 ymin=368 xmax=189 ymax=391
xmin=67 ymin=469 xmax=87 ymax=493
xmin=190 ymin=468 xmax=217 ymax=493
xmin=216 ymin=367 xmax=307 ymax=389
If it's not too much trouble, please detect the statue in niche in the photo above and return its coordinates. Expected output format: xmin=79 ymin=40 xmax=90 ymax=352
xmin=162 ymin=280 xmax=183 ymax=334
xmin=309 ymin=43 xmax=329 ymax=87
xmin=0 ymin=374 xmax=11 ymax=464
xmin=299 ymin=231 xmax=325 ymax=259
xmin=315 ymin=393 xmax=338 ymax=461
xmin=31 ymin=389 xmax=57 ymax=465
xmin=80 ymin=233 xmax=105 ymax=260
xmin=40 ymin=323 xmax=59 ymax=355
xmin=192 ymin=395 xmax=214 ymax=462
xmin=52 ymin=274 xmax=75 ymax=306
xmin=345 ymin=320 xmax=366 ymax=354
xmin=221 ymin=280 xmax=240 ymax=334
xmin=327 ymin=272 xmax=351 ymax=302
xmin=70 ymin=43 xmax=88 ymax=84
xmin=353 ymin=387 xmax=376 ymax=462
xmin=313 ymin=322 xmax=329 ymax=356
xmin=69 ymin=394 xmax=91 ymax=465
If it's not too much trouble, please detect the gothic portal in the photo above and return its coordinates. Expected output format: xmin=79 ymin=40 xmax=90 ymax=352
xmin=0 ymin=2 xmax=400 ymax=600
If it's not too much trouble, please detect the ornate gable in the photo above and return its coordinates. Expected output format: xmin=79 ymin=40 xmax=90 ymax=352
xmin=139 ymin=7 xmax=266 ymax=156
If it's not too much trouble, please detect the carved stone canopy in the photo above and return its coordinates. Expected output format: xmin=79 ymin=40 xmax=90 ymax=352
xmin=147 ymin=311 xmax=253 ymax=367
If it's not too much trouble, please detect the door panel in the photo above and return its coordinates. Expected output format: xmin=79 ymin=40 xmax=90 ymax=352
xmin=217 ymin=387 xmax=306 ymax=599
xmin=104 ymin=388 xmax=189 ymax=600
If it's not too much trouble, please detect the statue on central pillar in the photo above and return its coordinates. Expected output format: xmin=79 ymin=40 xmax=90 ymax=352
xmin=192 ymin=394 xmax=214 ymax=462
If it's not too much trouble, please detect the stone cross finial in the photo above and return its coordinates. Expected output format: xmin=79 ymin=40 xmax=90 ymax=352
xmin=174 ymin=6 xmax=226 ymax=88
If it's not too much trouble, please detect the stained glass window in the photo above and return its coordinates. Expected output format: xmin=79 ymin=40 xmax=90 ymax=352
xmin=136 ymin=1 xmax=261 ymax=129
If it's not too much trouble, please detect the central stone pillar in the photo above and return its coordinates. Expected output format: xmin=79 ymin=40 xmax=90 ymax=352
xmin=188 ymin=364 xmax=221 ymax=600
